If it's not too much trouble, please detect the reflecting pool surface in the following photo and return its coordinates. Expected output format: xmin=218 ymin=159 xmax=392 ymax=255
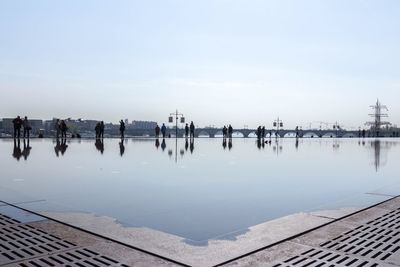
xmin=0 ymin=138 xmax=399 ymax=244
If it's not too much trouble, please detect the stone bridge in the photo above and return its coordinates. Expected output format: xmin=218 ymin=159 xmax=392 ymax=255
xmin=116 ymin=128 xmax=376 ymax=138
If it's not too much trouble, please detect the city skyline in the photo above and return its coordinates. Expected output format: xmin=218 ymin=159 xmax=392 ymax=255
xmin=1 ymin=1 xmax=399 ymax=128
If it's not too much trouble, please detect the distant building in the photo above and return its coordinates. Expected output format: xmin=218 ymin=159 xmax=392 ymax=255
xmin=131 ymin=120 xmax=157 ymax=129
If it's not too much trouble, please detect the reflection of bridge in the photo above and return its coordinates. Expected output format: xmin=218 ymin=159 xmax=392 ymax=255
xmin=116 ymin=128 xmax=372 ymax=138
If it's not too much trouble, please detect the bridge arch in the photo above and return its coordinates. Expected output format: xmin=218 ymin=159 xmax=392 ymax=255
xmin=322 ymin=132 xmax=337 ymax=138
xmin=247 ymin=132 xmax=257 ymax=138
xmin=197 ymin=130 xmax=211 ymax=138
xmin=214 ymin=130 xmax=224 ymax=138
xmin=232 ymin=131 xmax=244 ymax=138
xmin=303 ymin=132 xmax=320 ymax=138
xmin=342 ymin=133 xmax=356 ymax=138
xmin=283 ymin=132 xmax=297 ymax=138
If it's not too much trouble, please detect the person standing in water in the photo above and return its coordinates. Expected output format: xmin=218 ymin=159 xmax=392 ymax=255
xmin=23 ymin=116 xmax=31 ymax=139
xmin=119 ymin=120 xmax=125 ymax=139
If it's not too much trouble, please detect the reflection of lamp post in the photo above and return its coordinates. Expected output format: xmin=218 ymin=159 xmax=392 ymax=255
xmin=273 ymin=118 xmax=283 ymax=138
xmin=168 ymin=110 xmax=185 ymax=138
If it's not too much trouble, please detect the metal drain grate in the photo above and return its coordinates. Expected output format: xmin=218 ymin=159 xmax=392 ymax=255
xmin=0 ymin=220 xmax=76 ymax=265
xmin=16 ymin=247 xmax=131 ymax=267
xmin=0 ymin=214 xmax=21 ymax=227
xmin=320 ymin=208 xmax=400 ymax=262
xmin=271 ymin=248 xmax=379 ymax=267
xmin=0 ymin=212 xmax=130 ymax=266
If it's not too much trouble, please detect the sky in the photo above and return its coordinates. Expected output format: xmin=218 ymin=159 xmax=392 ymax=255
xmin=0 ymin=0 xmax=399 ymax=129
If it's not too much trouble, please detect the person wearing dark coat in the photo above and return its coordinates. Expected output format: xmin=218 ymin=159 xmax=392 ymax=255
xmin=12 ymin=116 xmax=23 ymax=139
xmin=119 ymin=120 xmax=125 ymax=139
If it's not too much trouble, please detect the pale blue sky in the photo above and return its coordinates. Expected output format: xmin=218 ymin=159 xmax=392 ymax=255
xmin=1 ymin=0 xmax=399 ymax=128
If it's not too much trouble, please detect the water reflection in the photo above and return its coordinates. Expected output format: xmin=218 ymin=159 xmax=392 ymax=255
xmin=22 ymin=139 xmax=32 ymax=160
xmin=54 ymin=138 xmax=68 ymax=157
xmin=12 ymin=139 xmax=22 ymax=161
xmin=95 ymin=138 xmax=104 ymax=154
xmin=161 ymin=139 xmax=166 ymax=151
xmin=7 ymin=138 xmax=400 ymax=172
xmin=119 ymin=140 xmax=125 ymax=157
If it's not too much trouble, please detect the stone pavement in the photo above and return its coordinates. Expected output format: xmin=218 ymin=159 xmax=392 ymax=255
xmin=220 ymin=197 xmax=400 ymax=267
xmin=1 ymin=197 xmax=400 ymax=266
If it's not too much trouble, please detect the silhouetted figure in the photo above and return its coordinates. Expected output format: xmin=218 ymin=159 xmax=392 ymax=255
xmin=55 ymin=119 xmax=61 ymax=139
xmin=256 ymin=126 xmax=261 ymax=139
xmin=261 ymin=126 xmax=265 ymax=139
xmin=60 ymin=120 xmax=68 ymax=139
xmin=119 ymin=120 xmax=125 ymax=139
xmin=155 ymin=124 xmax=160 ymax=137
xmin=12 ymin=139 xmax=22 ymax=161
xmin=22 ymin=139 xmax=31 ymax=160
xmin=119 ymin=140 xmax=125 ymax=156
xmin=161 ymin=138 xmax=166 ymax=151
xmin=100 ymin=121 xmax=105 ymax=139
xmin=155 ymin=138 xmax=160 ymax=149
xmin=222 ymin=138 xmax=227 ymax=149
xmin=95 ymin=122 xmax=101 ymax=139
xmin=228 ymin=138 xmax=232 ymax=150
xmin=185 ymin=137 xmax=189 ymax=151
xmin=222 ymin=126 xmax=227 ymax=138
xmin=23 ymin=116 xmax=31 ymax=139
xmin=161 ymin=123 xmax=167 ymax=138
xmin=295 ymin=126 xmax=299 ymax=138
xmin=12 ymin=116 xmax=23 ymax=140
xmin=189 ymin=121 xmax=195 ymax=138
xmin=185 ymin=123 xmax=189 ymax=137
xmin=228 ymin=125 xmax=233 ymax=138
xmin=190 ymin=138 xmax=194 ymax=154
xmin=95 ymin=138 xmax=104 ymax=154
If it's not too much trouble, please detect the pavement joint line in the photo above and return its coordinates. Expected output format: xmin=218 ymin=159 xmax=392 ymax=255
xmin=214 ymin=195 xmax=400 ymax=267
xmin=0 ymin=200 xmax=190 ymax=267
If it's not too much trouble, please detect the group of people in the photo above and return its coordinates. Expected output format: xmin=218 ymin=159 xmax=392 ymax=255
xmin=12 ymin=116 xmax=31 ymax=139
xmin=256 ymin=126 xmax=266 ymax=139
xmin=222 ymin=125 xmax=233 ymax=138
xmin=95 ymin=121 xmax=105 ymax=139
xmin=54 ymin=119 xmax=68 ymax=139
xmin=154 ymin=121 xmax=196 ymax=138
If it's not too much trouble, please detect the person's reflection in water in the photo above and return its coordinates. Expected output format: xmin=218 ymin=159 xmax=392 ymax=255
xmin=13 ymin=139 xmax=22 ymax=161
xmin=54 ymin=139 xmax=61 ymax=157
xmin=190 ymin=138 xmax=195 ymax=154
xmin=119 ymin=140 xmax=125 ymax=157
xmin=295 ymin=138 xmax=299 ymax=150
xmin=95 ymin=138 xmax=104 ymax=154
xmin=222 ymin=138 xmax=227 ymax=149
xmin=155 ymin=138 xmax=160 ymax=149
xmin=161 ymin=138 xmax=166 ymax=151
xmin=228 ymin=138 xmax=232 ymax=150
xmin=22 ymin=139 xmax=32 ymax=160
xmin=60 ymin=138 xmax=68 ymax=156
xmin=257 ymin=138 xmax=261 ymax=149
xmin=185 ymin=137 xmax=189 ymax=151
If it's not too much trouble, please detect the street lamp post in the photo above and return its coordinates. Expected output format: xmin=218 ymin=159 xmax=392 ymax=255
xmin=273 ymin=118 xmax=284 ymax=138
xmin=168 ymin=110 xmax=185 ymax=138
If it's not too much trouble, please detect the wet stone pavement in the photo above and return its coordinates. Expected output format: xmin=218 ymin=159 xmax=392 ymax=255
xmin=1 ymin=197 xmax=400 ymax=266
